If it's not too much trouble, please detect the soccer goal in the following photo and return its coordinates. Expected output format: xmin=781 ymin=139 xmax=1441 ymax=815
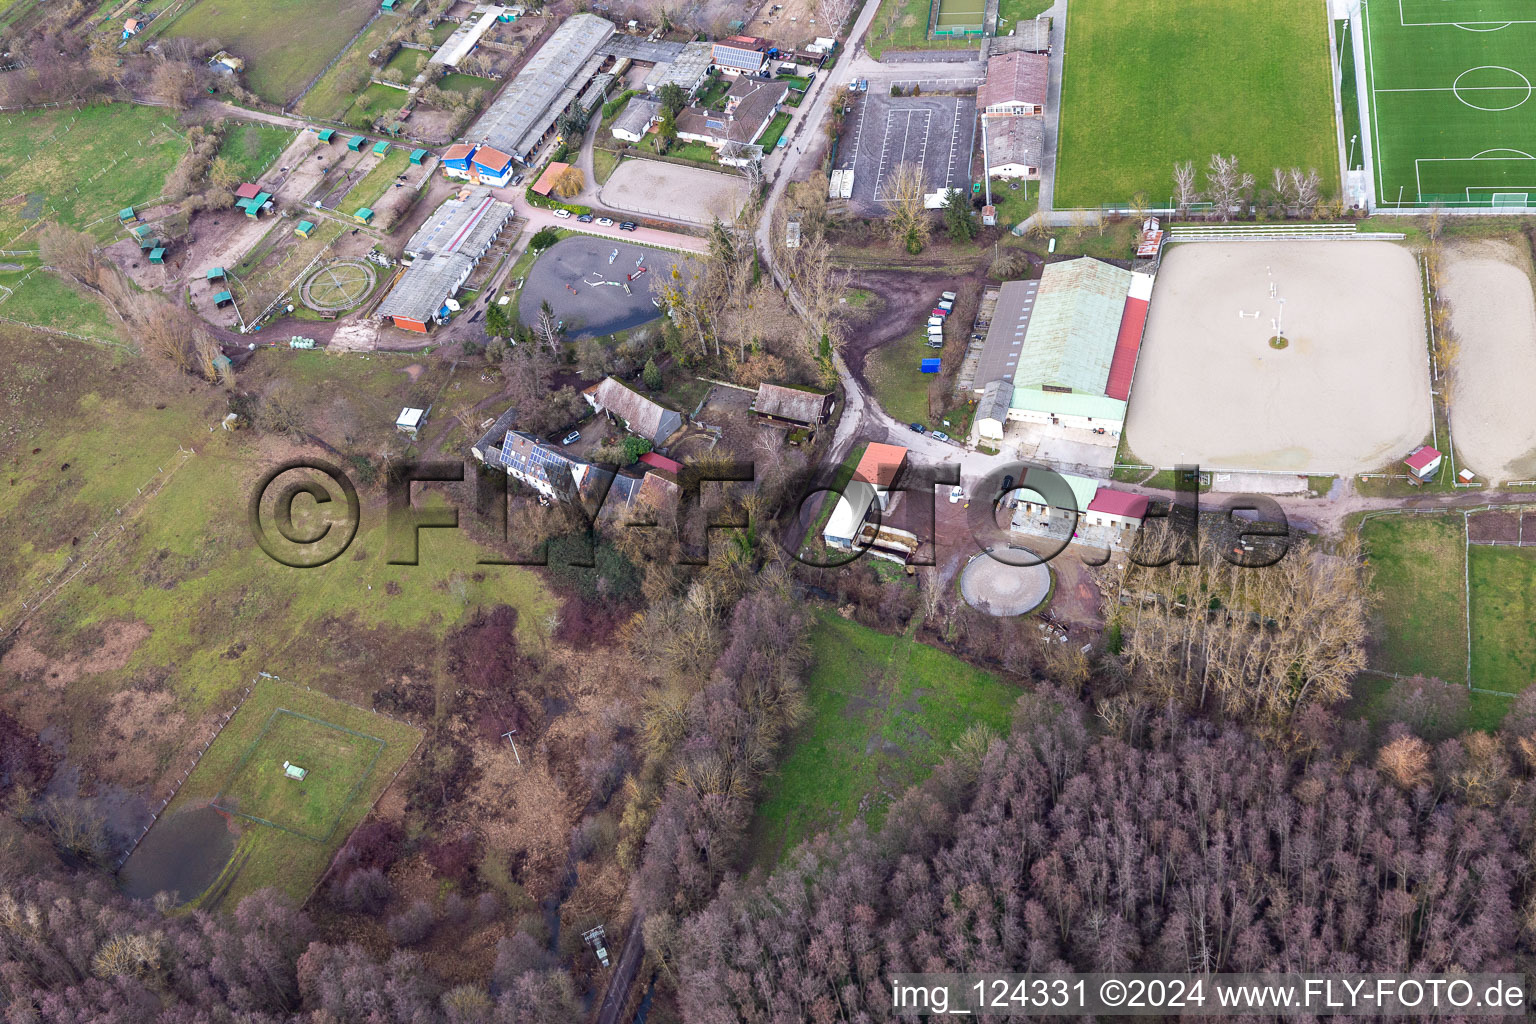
xmin=1491 ymin=192 xmax=1531 ymax=208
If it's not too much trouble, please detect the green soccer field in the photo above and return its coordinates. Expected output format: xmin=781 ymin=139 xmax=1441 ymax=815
xmin=1361 ymin=0 xmax=1536 ymax=207
xmin=1055 ymin=0 xmax=1339 ymax=208
xmin=214 ymin=710 xmax=384 ymax=840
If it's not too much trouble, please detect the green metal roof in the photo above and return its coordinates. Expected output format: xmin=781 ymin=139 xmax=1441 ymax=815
xmin=130 ymin=223 xmax=152 ymax=238
xmin=410 ymin=148 xmax=427 ymax=163
xmin=149 ymin=247 xmax=166 ymax=260
xmin=119 ymin=207 xmax=135 ymax=220
xmin=1008 ymin=386 xmax=1126 ymax=424
xmin=206 ymin=266 xmax=224 ymax=278
xmin=354 ymin=207 xmax=373 ymax=221
xmin=295 ymin=220 xmax=314 ymax=233
xmin=348 ymin=135 xmax=365 ymax=149
xmin=1013 ymin=257 xmax=1133 ymax=394
xmin=317 ymin=129 xmax=334 ymax=141
xmin=213 ymin=290 xmax=232 ymax=303
xmin=372 ymin=139 xmax=389 ymax=154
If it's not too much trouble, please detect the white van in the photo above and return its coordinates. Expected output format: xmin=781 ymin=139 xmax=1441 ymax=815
xmin=927 ymin=317 xmax=944 ymax=327
xmin=941 ymin=291 xmax=957 ymax=301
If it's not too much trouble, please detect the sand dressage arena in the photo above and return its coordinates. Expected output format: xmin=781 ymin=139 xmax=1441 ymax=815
xmin=1126 ymin=241 xmax=1430 ymax=475
xmin=1441 ymin=241 xmax=1536 ymax=483
xmin=599 ymin=160 xmax=749 ymax=225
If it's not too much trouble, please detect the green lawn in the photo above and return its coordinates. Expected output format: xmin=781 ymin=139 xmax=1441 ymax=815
xmin=169 ymin=679 xmax=419 ymax=904
xmin=997 ymin=0 xmax=1051 ymax=32
xmin=754 ymin=111 xmax=792 ymax=149
xmin=216 ymin=123 xmax=295 ymax=183
xmin=865 ymin=324 xmax=938 ymax=426
xmin=343 ymin=83 xmax=411 ymax=128
xmin=438 ymin=72 xmax=491 ymax=96
xmin=0 ymin=269 xmax=126 ymax=344
xmin=593 ymin=148 xmax=621 ymax=185
xmin=341 ymin=149 xmax=412 ymax=210
xmin=694 ymin=76 xmax=731 ymax=109
xmin=163 ymin=0 xmax=378 ymax=104
xmin=751 ymin=609 xmax=1018 ymax=865
xmin=865 ymin=0 xmax=978 ymax=58
xmin=1469 ymin=545 xmax=1536 ymax=695
xmin=0 ymin=104 xmax=186 ymax=245
xmin=1361 ymin=0 xmax=1536 ymax=206
xmin=1360 ymin=514 xmax=1467 ymax=684
xmin=1055 ymin=0 xmax=1338 ymax=208
xmin=297 ymin=15 xmax=399 ymax=120
xmin=383 ymin=45 xmax=427 ymax=80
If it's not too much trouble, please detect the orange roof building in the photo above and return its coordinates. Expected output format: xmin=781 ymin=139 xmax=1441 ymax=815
xmin=530 ymin=160 xmax=571 ymax=197
xmin=853 ymin=442 xmax=908 ymax=489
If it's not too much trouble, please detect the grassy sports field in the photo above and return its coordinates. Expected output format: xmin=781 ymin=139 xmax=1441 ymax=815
xmin=751 ymin=610 xmax=1018 ymax=866
xmin=865 ymin=0 xmax=980 ymax=57
xmin=163 ymin=0 xmax=377 ymax=104
xmin=1360 ymin=0 xmax=1536 ymax=207
xmin=1055 ymin=0 xmax=1338 ymax=208
xmin=167 ymin=678 xmax=419 ymax=904
xmin=1469 ymin=545 xmax=1536 ymax=695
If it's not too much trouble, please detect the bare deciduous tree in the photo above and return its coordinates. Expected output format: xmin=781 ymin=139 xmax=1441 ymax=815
xmin=1173 ymin=160 xmax=1200 ymax=215
xmin=881 ymin=160 xmax=929 ymax=251
xmin=1204 ymin=153 xmax=1254 ymax=222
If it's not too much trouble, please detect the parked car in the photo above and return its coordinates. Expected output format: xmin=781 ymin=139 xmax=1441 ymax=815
xmin=931 ymin=430 xmax=950 ymax=443
xmin=609 ymin=248 xmax=619 ymax=263
xmin=562 ymin=430 xmax=581 ymax=446
xmin=512 ymin=172 xmax=525 ymax=186
xmin=552 ymin=208 xmax=571 ymax=219
xmin=619 ymin=221 xmax=637 ymax=231
xmin=858 ymin=78 xmax=868 ymax=92
xmin=596 ymin=217 xmax=614 ymax=227
xmin=949 ymin=485 xmax=964 ymax=504
xmin=909 ymin=422 xmax=925 ymax=434
xmin=577 ymin=212 xmax=594 ymax=223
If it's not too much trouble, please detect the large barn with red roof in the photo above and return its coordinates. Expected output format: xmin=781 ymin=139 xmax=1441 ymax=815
xmin=972 ymin=257 xmax=1154 ymax=446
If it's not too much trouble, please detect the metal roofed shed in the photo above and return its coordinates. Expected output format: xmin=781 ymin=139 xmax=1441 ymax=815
xmin=354 ymin=207 xmax=374 ymax=224
xmin=205 ymin=266 xmax=225 ymax=280
xmin=316 ymin=128 xmax=335 ymax=142
xmin=372 ymin=139 xmax=390 ymax=155
xmin=119 ymin=207 xmax=137 ymax=222
xmin=642 ymin=40 xmax=713 ymax=95
xmin=410 ymin=148 xmax=428 ymax=164
xmin=396 ymin=407 xmax=426 ymax=436
xmin=379 ymin=252 xmax=476 ymax=329
xmin=149 ymin=247 xmax=166 ymax=264
xmin=401 ymin=186 xmax=514 ymax=261
xmin=1012 ymin=257 xmax=1133 ymax=394
xmin=611 ymin=96 xmax=661 ymax=143
xmin=599 ymin=35 xmax=684 ymax=63
xmin=430 ymin=5 xmax=504 ymax=67
xmin=234 ymin=182 xmax=262 ymax=199
xmin=750 ymin=382 xmax=832 ymax=427
xmin=971 ymin=278 xmax=1039 ymax=389
xmin=213 ymin=290 xmax=233 ymax=306
xmin=294 ymin=220 xmax=314 ymax=237
xmin=976 ymin=379 xmax=1014 ymax=440
xmin=466 ymin=13 xmax=615 ymax=163
xmin=529 ymin=160 xmax=571 ymax=197
xmin=348 ymin=135 xmax=366 ymax=151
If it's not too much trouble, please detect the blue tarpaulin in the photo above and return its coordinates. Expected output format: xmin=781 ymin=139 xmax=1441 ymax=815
xmin=919 ymin=358 xmax=941 ymax=373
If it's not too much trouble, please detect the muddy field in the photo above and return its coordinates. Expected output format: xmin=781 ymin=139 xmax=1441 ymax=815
xmin=1442 ymin=240 xmax=1536 ymax=483
xmin=1127 ymin=241 xmax=1431 ymax=475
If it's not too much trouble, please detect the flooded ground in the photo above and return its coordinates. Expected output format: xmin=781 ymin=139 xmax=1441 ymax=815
xmin=118 ymin=804 xmax=237 ymax=904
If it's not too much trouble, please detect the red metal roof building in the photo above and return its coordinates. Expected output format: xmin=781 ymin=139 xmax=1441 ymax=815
xmin=234 ymin=182 xmax=262 ymax=199
xmin=638 ymin=451 xmax=683 ymax=475
xmin=1105 ymin=274 xmax=1153 ymax=402
xmin=1087 ymin=487 xmax=1149 ymax=521
xmin=1403 ymin=445 xmax=1442 ymax=481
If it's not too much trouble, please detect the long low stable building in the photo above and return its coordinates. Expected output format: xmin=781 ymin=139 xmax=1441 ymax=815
xmin=378 ymin=186 xmax=513 ymax=332
xmin=973 ymin=258 xmax=1154 ymax=442
xmin=430 ymin=5 xmax=505 ymax=67
xmin=465 ymin=12 xmax=614 ymax=165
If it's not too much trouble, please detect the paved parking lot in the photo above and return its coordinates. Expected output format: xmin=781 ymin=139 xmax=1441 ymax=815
xmin=837 ymin=92 xmax=976 ymax=216
xmin=517 ymin=236 xmax=680 ymax=338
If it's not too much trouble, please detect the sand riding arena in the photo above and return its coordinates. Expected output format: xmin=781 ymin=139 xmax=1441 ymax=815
xmin=1126 ymin=241 xmax=1431 ymax=476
